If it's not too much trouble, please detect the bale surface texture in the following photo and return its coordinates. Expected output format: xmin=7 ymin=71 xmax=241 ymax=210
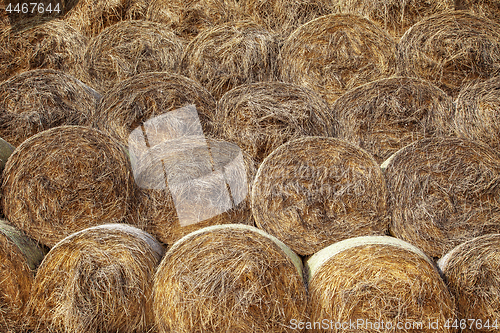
xmin=455 ymin=0 xmax=500 ymax=23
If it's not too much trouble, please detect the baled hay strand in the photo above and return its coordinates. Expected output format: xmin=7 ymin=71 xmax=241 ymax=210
xmin=180 ymin=21 xmax=279 ymax=100
xmin=455 ymin=0 xmax=500 ymax=23
xmin=251 ymin=137 xmax=389 ymax=256
xmin=134 ymin=136 xmax=256 ymax=245
xmin=331 ymin=77 xmax=455 ymax=164
xmin=153 ymin=224 xmax=307 ymax=333
xmin=0 ymin=69 xmax=100 ymax=147
xmin=438 ymin=234 xmax=500 ymax=332
xmin=84 ymin=20 xmax=186 ymax=93
xmin=0 ymin=219 xmax=46 ymax=333
xmin=454 ymin=76 xmax=500 ymax=151
xmin=279 ymin=14 xmax=397 ymax=105
xmin=0 ymin=19 xmax=87 ymax=82
xmin=307 ymin=236 xmax=456 ymax=333
xmin=397 ymin=11 xmax=500 ymax=98
xmin=385 ymin=137 xmax=500 ymax=259
xmin=27 ymin=224 xmax=164 ymax=333
xmin=215 ymin=81 xmax=337 ymax=165
xmin=1 ymin=126 xmax=137 ymax=247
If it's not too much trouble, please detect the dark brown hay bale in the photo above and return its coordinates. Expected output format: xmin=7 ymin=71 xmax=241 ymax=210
xmin=27 ymin=224 xmax=164 ymax=333
xmin=455 ymin=0 xmax=500 ymax=23
xmin=438 ymin=234 xmax=500 ymax=332
xmin=0 ymin=69 xmax=100 ymax=147
xmin=153 ymin=224 xmax=307 ymax=333
xmin=1 ymin=126 xmax=138 ymax=247
xmin=215 ymin=81 xmax=337 ymax=165
xmin=307 ymin=236 xmax=456 ymax=333
xmin=454 ymin=76 xmax=500 ymax=151
xmin=83 ymin=20 xmax=186 ymax=93
xmin=0 ymin=18 xmax=87 ymax=82
xmin=180 ymin=21 xmax=279 ymax=100
xmin=385 ymin=137 xmax=500 ymax=259
xmin=397 ymin=11 xmax=500 ymax=98
xmin=251 ymin=136 xmax=389 ymax=256
xmin=0 ymin=219 xmax=46 ymax=333
xmin=331 ymin=77 xmax=455 ymax=164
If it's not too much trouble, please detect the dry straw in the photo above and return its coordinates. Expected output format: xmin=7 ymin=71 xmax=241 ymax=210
xmin=306 ymin=236 xmax=456 ymax=333
xmin=180 ymin=20 xmax=279 ymax=100
xmin=455 ymin=0 xmax=500 ymax=23
xmin=0 ymin=219 xmax=46 ymax=333
xmin=0 ymin=69 xmax=100 ymax=147
xmin=438 ymin=234 xmax=500 ymax=332
xmin=279 ymin=13 xmax=397 ymax=105
xmin=384 ymin=137 xmax=500 ymax=259
xmin=153 ymin=224 xmax=307 ymax=333
xmin=215 ymin=81 xmax=337 ymax=165
xmin=1 ymin=126 xmax=138 ymax=247
xmin=27 ymin=224 xmax=164 ymax=333
xmin=397 ymin=11 xmax=500 ymax=98
xmin=330 ymin=77 xmax=455 ymax=164
xmin=83 ymin=20 xmax=186 ymax=93
xmin=251 ymin=137 xmax=389 ymax=256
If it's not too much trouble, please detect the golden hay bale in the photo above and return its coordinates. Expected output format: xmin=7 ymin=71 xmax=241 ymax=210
xmin=455 ymin=0 xmax=500 ymax=23
xmin=0 ymin=18 xmax=87 ymax=82
xmin=330 ymin=77 xmax=455 ymax=164
xmin=251 ymin=136 xmax=389 ymax=256
xmin=306 ymin=236 xmax=456 ymax=333
xmin=454 ymin=76 xmax=500 ymax=151
xmin=153 ymin=224 xmax=307 ymax=333
xmin=397 ymin=11 xmax=500 ymax=98
xmin=384 ymin=137 xmax=500 ymax=259
xmin=180 ymin=21 xmax=279 ymax=100
xmin=27 ymin=224 xmax=164 ymax=333
xmin=0 ymin=69 xmax=100 ymax=147
xmin=438 ymin=234 xmax=500 ymax=332
xmin=83 ymin=20 xmax=186 ymax=93
xmin=1 ymin=126 xmax=138 ymax=247
xmin=279 ymin=14 xmax=397 ymax=105
xmin=0 ymin=219 xmax=46 ymax=333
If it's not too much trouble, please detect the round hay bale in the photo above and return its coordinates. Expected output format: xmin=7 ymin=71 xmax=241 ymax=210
xmin=134 ymin=136 xmax=256 ymax=245
xmin=1 ymin=126 xmax=138 ymax=247
xmin=153 ymin=224 xmax=307 ymax=333
xmin=0 ymin=18 xmax=87 ymax=83
xmin=0 ymin=219 xmax=46 ymax=333
xmin=306 ymin=236 xmax=456 ymax=333
xmin=0 ymin=69 xmax=100 ymax=147
xmin=455 ymin=0 xmax=500 ymax=23
xmin=438 ymin=234 xmax=500 ymax=332
xmin=215 ymin=81 xmax=337 ymax=165
xmin=26 ymin=224 xmax=164 ymax=333
xmin=251 ymin=136 xmax=389 ymax=256
xmin=83 ymin=20 xmax=186 ymax=93
xmin=331 ymin=76 xmax=455 ymax=164
xmin=397 ymin=11 xmax=500 ymax=98
xmin=385 ymin=137 xmax=500 ymax=259
xmin=180 ymin=21 xmax=279 ymax=100
xmin=454 ymin=76 xmax=500 ymax=151
xmin=278 ymin=14 xmax=397 ymax=105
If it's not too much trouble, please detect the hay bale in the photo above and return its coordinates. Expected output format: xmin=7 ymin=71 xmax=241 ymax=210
xmin=454 ymin=76 xmax=500 ymax=151
xmin=455 ymin=0 xmax=500 ymax=23
xmin=385 ymin=137 xmax=500 ymax=259
xmin=84 ymin=20 xmax=186 ymax=93
xmin=153 ymin=224 xmax=307 ymax=333
xmin=215 ymin=81 xmax=337 ymax=165
xmin=279 ymin=14 xmax=397 ymax=105
xmin=306 ymin=236 xmax=456 ymax=332
xmin=0 ymin=219 xmax=46 ymax=333
xmin=1 ymin=126 xmax=138 ymax=247
xmin=0 ymin=69 xmax=100 ymax=147
xmin=251 ymin=136 xmax=389 ymax=256
xmin=27 ymin=224 xmax=164 ymax=333
xmin=0 ymin=18 xmax=87 ymax=82
xmin=397 ymin=11 xmax=500 ymax=98
xmin=438 ymin=234 xmax=500 ymax=332
xmin=180 ymin=20 xmax=279 ymax=100
xmin=331 ymin=77 xmax=455 ymax=164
